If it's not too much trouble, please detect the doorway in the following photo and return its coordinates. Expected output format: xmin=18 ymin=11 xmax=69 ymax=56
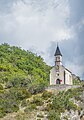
xmin=56 ymin=79 xmax=60 ymax=84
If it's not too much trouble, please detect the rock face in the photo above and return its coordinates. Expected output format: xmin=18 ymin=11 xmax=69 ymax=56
xmin=46 ymin=85 xmax=84 ymax=120
xmin=61 ymin=109 xmax=84 ymax=120
xmin=61 ymin=110 xmax=80 ymax=120
xmin=46 ymin=85 xmax=80 ymax=93
xmin=61 ymin=90 xmax=84 ymax=120
xmin=80 ymin=91 xmax=84 ymax=120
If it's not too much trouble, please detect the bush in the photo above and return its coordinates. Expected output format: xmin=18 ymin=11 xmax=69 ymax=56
xmin=29 ymin=83 xmax=45 ymax=94
xmin=21 ymin=99 xmax=27 ymax=107
xmin=42 ymin=91 xmax=52 ymax=100
xmin=11 ymin=104 xmax=19 ymax=112
xmin=24 ymin=104 xmax=37 ymax=113
xmin=5 ymin=82 xmax=13 ymax=88
xmin=31 ymin=104 xmax=37 ymax=109
xmin=0 ymin=110 xmax=6 ymax=118
xmin=48 ymin=110 xmax=60 ymax=120
xmin=10 ymin=88 xmax=31 ymax=100
xmin=45 ymin=103 xmax=52 ymax=111
xmin=32 ymin=96 xmax=43 ymax=106
xmin=66 ymin=101 xmax=78 ymax=111
xmin=0 ymin=90 xmax=4 ymax=94
xmin=0 ymin=84 xmax=3 ymax=90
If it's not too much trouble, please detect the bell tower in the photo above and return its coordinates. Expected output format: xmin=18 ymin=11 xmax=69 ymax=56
xmin=54 ymin=45 xmax=62 ymax=66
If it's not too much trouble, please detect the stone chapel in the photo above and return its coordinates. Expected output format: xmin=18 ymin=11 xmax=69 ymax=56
xmin=50 ymin=45 xmax=73 ymax=85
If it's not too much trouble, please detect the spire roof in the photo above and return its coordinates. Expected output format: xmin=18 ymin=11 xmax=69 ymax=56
xmin=54 ymin=45 xmax=62 ymax=56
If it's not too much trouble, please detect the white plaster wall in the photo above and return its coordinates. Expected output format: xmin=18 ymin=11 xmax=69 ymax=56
xmin=59 ymin=66 xmax=65 ymax=84
xmin=50 ymin=67 xmax=56 ymax=85
xmin=65 ymin=70 xmax=72 ymax=85
xmin=50 ymin=66 xmax=73 ymax=85
xmin=50 ymin=66 xmax=65 ymax=85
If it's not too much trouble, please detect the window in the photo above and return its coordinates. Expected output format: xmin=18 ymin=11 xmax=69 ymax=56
xmin=57 ymin=74 xmax=59 ymax=76
xmin=56 ymin=57 xmax=60 ymax=61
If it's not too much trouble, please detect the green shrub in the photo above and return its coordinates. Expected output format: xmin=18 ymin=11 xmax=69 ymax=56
xmin=32 ymin=96 xmax=43 ymax=106
xmin=31 ymin=104 xmax=37 ymax=109
xmin=29 ymin=83 xmax=45 ymax=94
xmin=45 ymin=103 xmax=52 ymax=111
xmin=0 ymin=90 xmax=4 ymax=93
xmin=52 ymin=97 xmax=65 ymax=113
xmin=74 ymin=96 xmax=82 ymax=101
xmin=66 ymin=101 xmax=78 ymax=111
xmin=0 ymin=110 xmax=6 ymax=118
xmin=21 ymin=99 xmax=27 ymax=107
xmin=11 ymin=105 xmax=19 ymax=112
xmin=24 ymin=104 xmax=37 ymax=113
xmin=48 ymin=110 xmax=60 ymax=120
xmin=0 ymin=84 xmax=3 ymax=90
xmin=21 ymin=99 xmax=30 ymax=108
xmin=10 ymin=88 xmax=31 ymax=100
xmin=42 ymin=91 xmax=52 ymax=100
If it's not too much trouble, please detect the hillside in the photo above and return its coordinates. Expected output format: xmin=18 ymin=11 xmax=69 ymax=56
xmin=1 ymin=86 xmax=84 ymax=120
xmin=0 ymin=43 xmax=84 ymax=120
xmin=0 ymin=43 xmax=51 ymax=118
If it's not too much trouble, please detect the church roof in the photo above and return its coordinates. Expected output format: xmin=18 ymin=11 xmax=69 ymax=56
xmin=62 ymin=65 xmax=72 ymax=73
xmin=54 ymin=45 xmax=62 ymax=56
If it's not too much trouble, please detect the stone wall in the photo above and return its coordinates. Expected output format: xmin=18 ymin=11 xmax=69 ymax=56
xmin=46 ymin=85 xmax=80 ymax=92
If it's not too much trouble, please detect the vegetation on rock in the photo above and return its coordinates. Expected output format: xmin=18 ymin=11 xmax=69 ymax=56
xmin=0 ymin=43 xmax=83 ymax=120
xmin=48 ymin=87 xmax=84 ymax=120
xmin=0 ymin=43 xmax=51 ymax=118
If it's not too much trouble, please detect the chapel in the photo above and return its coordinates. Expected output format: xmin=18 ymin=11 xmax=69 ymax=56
xmin=50 ymin=45 xmax=73 ymax=85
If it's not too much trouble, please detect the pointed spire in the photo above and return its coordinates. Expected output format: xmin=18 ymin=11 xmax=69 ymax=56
xmin=54 ymin=44 xmax=62 ymax=56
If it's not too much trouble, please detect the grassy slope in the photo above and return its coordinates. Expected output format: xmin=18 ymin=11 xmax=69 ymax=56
xmin=0 ymin=43 xmax=51 ymax=118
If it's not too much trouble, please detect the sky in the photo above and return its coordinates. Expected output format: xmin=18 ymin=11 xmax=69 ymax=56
xmin=0 ymin=0 xmax=84 ymax=79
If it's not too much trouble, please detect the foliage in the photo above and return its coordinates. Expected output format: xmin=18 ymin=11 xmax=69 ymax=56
xmin=45 ymin=103 xmax=52 ymax=111
xmin=0 ymin=43 xmax=50 ymax=86
xmin=42 ymin=90 xmax=53 ymax=100
xmin=9 ymin=88 xmax=31 ymax=100
xmin=0 ymin=91 xmax=19 ymax=118
xmin=0 ymin=43 xmax=51 ymax=118
xmin=21 ymin=99 xmax=27 ymax=107
xmin=29 ymin=80 xmax=46 ymax=94
xmin=48 ymin=87 xmax=84 ymax=120
xmin=66 ymin=101 xmax=78 ymax=111
xmin=31 ymin=96 xmax=43 ymax=106
xmin=48 ymin=110 xmax=60 ymax=120
xmin=0 ymin=84 xmax=3 ymax=90
xmin=24 ymin=104 xmax=37 ymax=112
xmin=73 ymin=76 xmax=81 ymax=85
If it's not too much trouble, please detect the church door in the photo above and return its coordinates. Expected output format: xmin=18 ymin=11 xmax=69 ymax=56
xmin=56 ymin=79 xmax=60 ymax=84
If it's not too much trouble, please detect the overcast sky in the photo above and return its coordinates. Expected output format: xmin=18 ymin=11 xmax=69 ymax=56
xmin=0 ymin=0 xmax=84 ymax=79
